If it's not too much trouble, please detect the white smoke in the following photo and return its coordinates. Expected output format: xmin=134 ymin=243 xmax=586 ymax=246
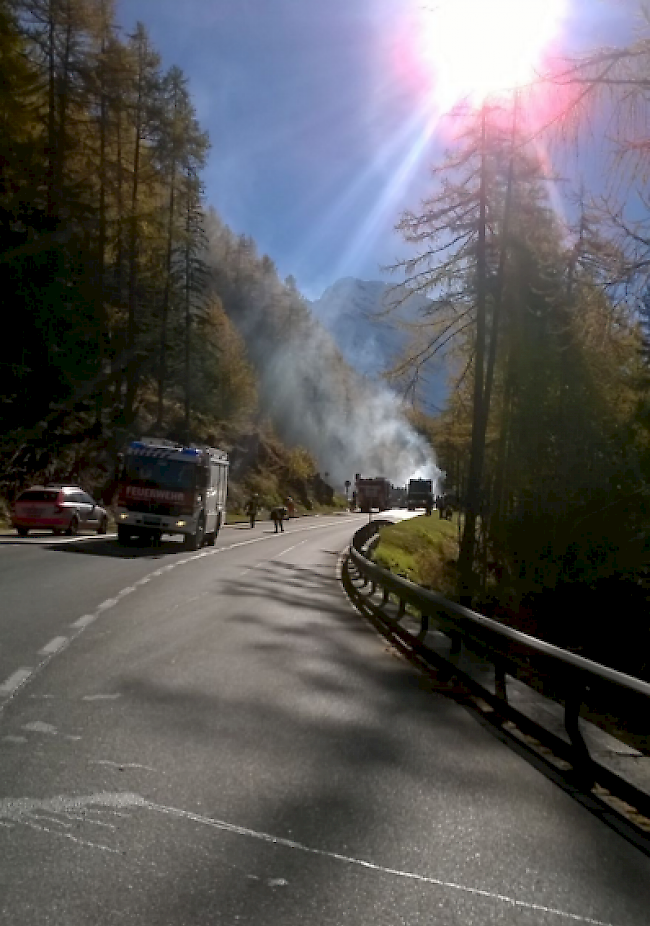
xmin=260 ymin=320 xmax=441 ymax=492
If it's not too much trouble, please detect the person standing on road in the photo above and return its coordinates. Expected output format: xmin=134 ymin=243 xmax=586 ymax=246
xmin=270 ymin=505 xmax=288 ymax=532
xmin=245 ymin=494 xmax=260 ymax=528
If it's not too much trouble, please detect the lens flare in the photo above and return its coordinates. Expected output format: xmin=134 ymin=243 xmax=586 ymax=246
xmin=417 ymin=0 xmax=567 ymax=110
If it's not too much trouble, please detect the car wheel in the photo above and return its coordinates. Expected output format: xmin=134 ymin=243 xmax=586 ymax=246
xmin=17 ymin=527 xmax=28 ymax=537
xmin=184 ymin=515 xmax=205 ymax=551
xmin=53 ymin=529 xmax=63 ymax=535
xmin=66 ymin=516 xmax=80 ymax=536
xmin=117 ymin=525 xmax=131 ymax=545
xmin=97 ymin=515 xmax=108 ymax=535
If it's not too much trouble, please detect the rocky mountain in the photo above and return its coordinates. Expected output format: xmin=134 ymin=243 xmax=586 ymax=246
xmin=308 ymin=277 xmax=449 ymax=412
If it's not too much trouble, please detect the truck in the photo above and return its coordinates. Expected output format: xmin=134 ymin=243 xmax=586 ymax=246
xmin=407 ymin=478 xmax=433 ymax=511
xmin=355 ymin=475 xmax=391 ymax=513
xmin=115 ymin=437 xmax=229 ymax=549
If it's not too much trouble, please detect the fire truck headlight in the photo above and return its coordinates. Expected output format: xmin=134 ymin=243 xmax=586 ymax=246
xmin=175 ymin=520 xmax=186 ymax=528
xmin=118 ymin=513 xmax=128 ymax=520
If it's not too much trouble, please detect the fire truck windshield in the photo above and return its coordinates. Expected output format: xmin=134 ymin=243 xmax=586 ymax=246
xmin=123 ymin=456 xmax=197 ymax=492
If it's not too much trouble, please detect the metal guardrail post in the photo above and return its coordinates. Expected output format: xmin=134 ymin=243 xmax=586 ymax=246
xmin=418 ymin=613 xmax=429 ymax=641
xmin=564 ymin=685 xmax=594 ymax=786
xmin=494 ymin=661 xmax=508 ymax=703
xmin=397 ymin=598 xmax=406 ymax=620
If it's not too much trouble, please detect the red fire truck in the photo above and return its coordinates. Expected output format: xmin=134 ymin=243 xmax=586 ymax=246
xmin=116 ymin=438 xmax=228 ymax=548
xmin=354 ymin=475 xmax=391 ymax=513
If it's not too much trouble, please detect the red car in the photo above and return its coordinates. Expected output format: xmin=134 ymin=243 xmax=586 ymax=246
xmin=11 ymin=485 xmax=109 ymax=537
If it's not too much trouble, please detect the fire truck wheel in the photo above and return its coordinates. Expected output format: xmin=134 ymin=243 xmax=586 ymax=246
xmin=117 ymin=525 xmax=131 ymax=545
xmin=185 ymin=515 xmax=205 ymax=551
xmin=206 ymin=513 xmax=221 ymax=546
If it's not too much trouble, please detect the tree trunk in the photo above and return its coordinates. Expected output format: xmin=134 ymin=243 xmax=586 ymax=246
xmin=458 ymin=106 xmax=489 ymax=605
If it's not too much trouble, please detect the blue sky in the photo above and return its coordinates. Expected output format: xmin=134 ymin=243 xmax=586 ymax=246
xmin=116 ymin=0 xmax=636 ymax=300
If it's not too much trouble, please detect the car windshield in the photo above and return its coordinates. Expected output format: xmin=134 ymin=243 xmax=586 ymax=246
xmin=123 ymin=457 xmax=196 ymax=492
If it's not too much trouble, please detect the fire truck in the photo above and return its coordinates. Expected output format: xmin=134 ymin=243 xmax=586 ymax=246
xmin=407 ymin=478 xmax=433 ymax=510
xmin=116 ymin=438 xmax=229 ymax=548
xmin=355 ymin=475 xmax=391 ymax=513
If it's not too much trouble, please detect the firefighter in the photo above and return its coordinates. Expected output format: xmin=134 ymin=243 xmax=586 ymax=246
xmin=245 ymin=493 xmax=260 ymax=528
xmin=270 ymin=505 xmax=288 ymax=532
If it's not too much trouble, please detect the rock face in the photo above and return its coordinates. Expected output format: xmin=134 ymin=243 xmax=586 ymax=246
xmin=308 ymin=277 xmax=448 ymax=411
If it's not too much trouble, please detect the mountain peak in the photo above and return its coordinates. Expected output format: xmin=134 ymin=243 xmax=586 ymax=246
xmin=308 ymin=276 xmax=448 ymax=411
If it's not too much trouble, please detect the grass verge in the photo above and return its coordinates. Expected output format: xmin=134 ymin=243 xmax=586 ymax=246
xmin=373 ymin=513 xmax=460 ymax=595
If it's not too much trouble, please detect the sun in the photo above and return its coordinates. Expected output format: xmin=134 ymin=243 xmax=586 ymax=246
xmin=416 ymin=0 xmax=567 ymax=111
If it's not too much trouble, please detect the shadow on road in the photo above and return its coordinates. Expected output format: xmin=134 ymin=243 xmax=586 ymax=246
xmin=43 ymin=536 xmax=186 ymax=559
xmin=106 ymin=549 xmax=650 ymax=926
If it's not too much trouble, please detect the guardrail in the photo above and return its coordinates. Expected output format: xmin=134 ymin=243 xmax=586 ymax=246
xmin=345 ymin=520 xmax=650 ymax=823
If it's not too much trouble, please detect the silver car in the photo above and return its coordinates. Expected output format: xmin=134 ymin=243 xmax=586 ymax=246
xmin=11 ymin=485 xmax=109 ymax=537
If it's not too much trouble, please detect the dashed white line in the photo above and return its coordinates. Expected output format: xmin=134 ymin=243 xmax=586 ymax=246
xmin=70 ymin=614 xmax=96 ymax=629
xmin=1 ymin=518 xmax=355 ymax=710
xmin=38 ymin=636 xmax=68 ymax=656
xmin=273 ymin=539 xmax=308 ymax=558
xmin=0 ymin=668 xmax=34 ymax=696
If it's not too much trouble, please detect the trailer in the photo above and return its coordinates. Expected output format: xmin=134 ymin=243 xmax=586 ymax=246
xmin=355 ymin=475 xmax=391 ymax=513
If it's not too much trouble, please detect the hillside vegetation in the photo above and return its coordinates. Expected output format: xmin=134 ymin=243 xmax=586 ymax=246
xmin=0 ymin=0 xmax=424 ymax=513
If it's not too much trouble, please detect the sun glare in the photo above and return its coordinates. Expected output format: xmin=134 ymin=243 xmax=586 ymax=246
xmin=418 ymin=0 xmax=567 ymax=111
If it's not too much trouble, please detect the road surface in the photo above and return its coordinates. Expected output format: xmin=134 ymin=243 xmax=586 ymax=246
xmin=0 ymin=513 xmax=648 ymax=925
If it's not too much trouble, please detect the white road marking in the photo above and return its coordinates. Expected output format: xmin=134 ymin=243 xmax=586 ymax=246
xmin=16 ymin=816 xmax=119 ymax=853
xmin=273 ymin=539 xmax=308 ymax=558
xmin=70 ymin=614 xmax=96 ymax=629
xmin=0 ymin=533 xmax=117 ymax=545
xmin=141 ymin=798 xmax=621 ymax=926
xmin=28 ymin=812 xmax=73 ymax=828
xmin=82 ymin=694 xmax=121 ymax=701
xmin=238 ymin=539 xmax=310 ymax=575
xmin=38 ymin=636 xmax=67 ymax=656
xmin=23 ymin=721 xmax=57 ymax=735
xmin=0 ymin=668 xmax=33 ymax=695
xmin=90 ymin=759 xmax=155 ymax=771
xmin=0 ymin=790 xmax=619 ymax=925
xmin=1 ymin=517 xmax=357 ymax=711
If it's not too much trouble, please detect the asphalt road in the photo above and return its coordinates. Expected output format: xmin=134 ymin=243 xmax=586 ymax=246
xmin=1 ymin=514 xmax=649 ymax=925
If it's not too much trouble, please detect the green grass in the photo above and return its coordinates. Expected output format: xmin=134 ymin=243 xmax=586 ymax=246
xmin=373 ymin=513 xmax=459 ymax=592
